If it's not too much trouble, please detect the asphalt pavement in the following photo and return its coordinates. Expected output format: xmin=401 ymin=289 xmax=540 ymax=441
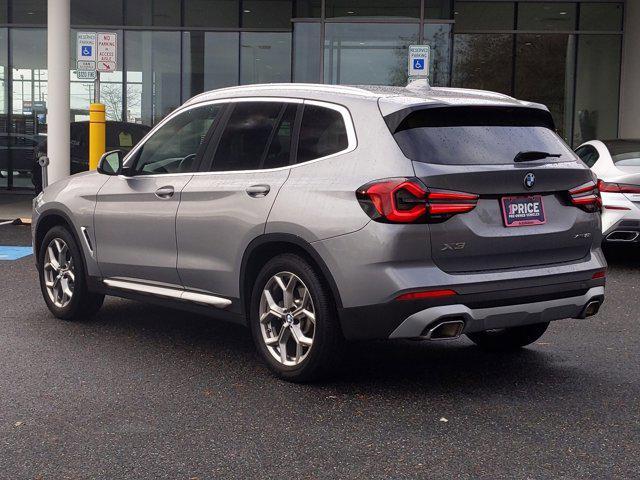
xmin=0 ymin=223 xmax=638 ymax=479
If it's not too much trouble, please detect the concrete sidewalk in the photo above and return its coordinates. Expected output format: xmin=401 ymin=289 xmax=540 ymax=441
xmin=0 ymin=193 xmax=33 ymax=221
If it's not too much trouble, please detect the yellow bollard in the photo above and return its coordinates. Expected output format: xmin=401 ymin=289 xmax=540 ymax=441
xmin=89 ymin=103 xmax=106 ymax=170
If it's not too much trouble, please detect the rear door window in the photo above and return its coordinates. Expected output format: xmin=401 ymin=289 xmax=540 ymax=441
xmin=210 ymin=101 xmax=293 ymax=172
xmin=575 ymin=145 xmax=599 ymax=167
xmin=296 ymin=104 xmax=349 ymax=164
xmin=388 ymin=106 xmax=576 ymax=165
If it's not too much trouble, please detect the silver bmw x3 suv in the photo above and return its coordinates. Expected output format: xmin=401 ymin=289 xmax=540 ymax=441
xmin=33 ymin=83 xmax=606 ymax=381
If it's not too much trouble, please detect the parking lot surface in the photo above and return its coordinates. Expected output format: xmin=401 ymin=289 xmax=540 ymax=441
xmin=0 ymin=224 xmax=638 ymax=479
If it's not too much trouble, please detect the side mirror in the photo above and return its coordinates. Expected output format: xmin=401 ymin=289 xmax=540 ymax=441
xmin=97 ymin=150 xmax=124 ymax=175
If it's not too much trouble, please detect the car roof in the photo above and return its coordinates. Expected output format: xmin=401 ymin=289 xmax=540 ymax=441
xmin=601 ymin=139 xmax=640 ymax=156
xmin=183 ymin=82 xmax=548 ymax=115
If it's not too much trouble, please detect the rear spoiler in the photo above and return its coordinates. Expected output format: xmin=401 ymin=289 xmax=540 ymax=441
xmin=383 ymin=105 xmax=556 ymax=134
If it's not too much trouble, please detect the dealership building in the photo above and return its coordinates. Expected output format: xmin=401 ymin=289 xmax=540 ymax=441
xmin=0 ymin=0 xmax=638 ymax=190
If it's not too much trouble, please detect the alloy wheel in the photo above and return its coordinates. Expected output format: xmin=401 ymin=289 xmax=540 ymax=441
xmin=259 ymin=271 xmax=316 ymax=366
xmin=43 ymin=238 xmax=75 ymax=308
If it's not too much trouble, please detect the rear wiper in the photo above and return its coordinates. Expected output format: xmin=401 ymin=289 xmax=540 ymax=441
xmin=514 ymin=151 xmax=562 ymax=162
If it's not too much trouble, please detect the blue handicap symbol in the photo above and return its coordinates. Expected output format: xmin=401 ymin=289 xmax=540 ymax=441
xmin=0 ymin=246 xmax=32 ymax=261
xmin=81 ymin=46 xmax=92 ymax=57
xmin=413 ymin=59 xmax=425 ymax=70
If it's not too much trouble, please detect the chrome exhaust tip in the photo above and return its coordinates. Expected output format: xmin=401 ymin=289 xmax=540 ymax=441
xmin=605 ymin=230 xmax=639 ymax=242
xmin=423 ymin=320 xmax=465 ymax=340
xmin=583 ymin=300 xmax=601 ymax=318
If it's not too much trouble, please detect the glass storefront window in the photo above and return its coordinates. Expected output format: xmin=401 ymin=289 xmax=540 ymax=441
xmin=573 ymin=35 xmax=622 ymax=145
xmin=0 ymin=28 xmax=8 ymax=189
xmin=452 ymin=34 xmax=513 ymax=94
xmin=325 ymin=0 xmax=420 ymax=19
xmin=182 ymin=31 xmax=239 ymax=99
xmin=426 ymin=0 xmax=452 ymax=20
xmin=11 ymin=0 xmax=46 ymax=24
xmin=125 ymin=0 xmax=181 ymax=27
xmin=8 ymin=29 xmax=47 ymax=189
xmin=125 ymin=31 xmax=181 ymax=126
xmin=242 ymin=1 xmax=293 ymax=28
xmin=454 ymin=2 xmax=514 ymax=31
xmin=580 ymin=3 xmax=624 ymax=31
xmin=515 ymin=34 xmax=575 ymax=142
xmin=293 ymin=22 xmax=321 ymax=83
xmin=295 ymin=0 xmax=321 ymax=18
xmin=424 ymin=23 xmax=452 ymax=87
xmin=517 ymin=3 xmax=576 ymax=31
xmin=240 ymin=32 xmax=292 ymax=84
xmin=71 ymin=0 xmax=123 ymax=25
xmin=324 ymin=23 xmax=419 ymax=85
xmin=184 ymin=0 xmax=239 ymax=27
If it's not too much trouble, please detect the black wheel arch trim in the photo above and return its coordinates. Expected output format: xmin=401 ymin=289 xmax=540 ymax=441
xmin=239 ymin=233 xmax=344 ymax=315
xmin=34 ymin=209 xmax=90 ymax=280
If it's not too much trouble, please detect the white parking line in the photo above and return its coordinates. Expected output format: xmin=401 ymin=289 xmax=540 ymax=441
xmin=0 ymin=220 xmax=14 ymax=226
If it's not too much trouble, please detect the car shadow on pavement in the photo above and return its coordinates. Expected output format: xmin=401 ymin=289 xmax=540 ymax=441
xmin=602 ymin=243 xmax=640 ymax=267
xmin=88 ymin=297 xmax=600 ymax=400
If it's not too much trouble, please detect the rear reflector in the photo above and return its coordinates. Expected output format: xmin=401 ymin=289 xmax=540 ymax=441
xmin=592 ymin=270 xmax=606 ymax=279
xmin=395 ymin=289 xmax=457 ymax=301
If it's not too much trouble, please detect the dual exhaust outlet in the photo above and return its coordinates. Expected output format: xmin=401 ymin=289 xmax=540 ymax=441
xmin=419 ymin=298 xmax=603 ymax=340
xmin=606 ymin=230 xmax=639 ymax=242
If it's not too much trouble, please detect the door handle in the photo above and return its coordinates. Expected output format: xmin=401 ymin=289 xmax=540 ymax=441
xmin=246 ymin=184 xmax=271 ymax=198
xmin=155 ymin=186 xmax=175 ymax=199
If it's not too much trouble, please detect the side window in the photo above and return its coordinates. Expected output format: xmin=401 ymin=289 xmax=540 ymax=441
xmin=133 ymin=104 xmax=221 ymax=175
xmin=297 ymin=104 xmax=349 ymax=164
xmin=211 ymin=102 xmax=291 ymax=172
xmin=575 ymin=145 xmax=599 ymax=168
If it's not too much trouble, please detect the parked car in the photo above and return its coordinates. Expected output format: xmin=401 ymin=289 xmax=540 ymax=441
xmin=32 ymin=83 xmax=606 ymax=382
xmin=32 ymin=121 xmax=151 ymax=193
xmin=576 ymin=139 xmax=640 ymax=243
xmin=0 ymin=133 xmax=45 ymax=178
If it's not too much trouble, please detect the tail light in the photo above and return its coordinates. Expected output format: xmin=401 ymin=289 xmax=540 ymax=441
xmin=569 ymin=180 xmax=601 ymax=213
xmin=356 ymin=178 xmax=479 ymax=224
xmin=597 ymin=179 xmax=640 ymax=195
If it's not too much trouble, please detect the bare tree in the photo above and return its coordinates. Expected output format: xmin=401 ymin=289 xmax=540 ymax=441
xmin=99 ymin=84 xmax=141 ymax=122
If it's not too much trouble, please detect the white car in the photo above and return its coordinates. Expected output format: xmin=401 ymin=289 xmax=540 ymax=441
xmin=576 ymin=139 xmax=640 ymax=242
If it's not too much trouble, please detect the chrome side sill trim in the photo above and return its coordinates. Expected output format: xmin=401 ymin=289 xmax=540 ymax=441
xmin=103 ymin=279 xmax=232 ymax=309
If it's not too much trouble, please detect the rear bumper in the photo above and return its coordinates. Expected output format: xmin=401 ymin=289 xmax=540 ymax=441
xmin=337 ymin=278 xmax=605 ymax=340
xmin=389 ymin=286 xmax=604 ymax=338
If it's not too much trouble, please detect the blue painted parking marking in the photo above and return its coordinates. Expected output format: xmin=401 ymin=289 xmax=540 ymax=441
xmin=0 ymin=246 xmax=33 ymax=261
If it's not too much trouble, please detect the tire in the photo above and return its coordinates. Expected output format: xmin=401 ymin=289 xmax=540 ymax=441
xmin=38 ymin=225 xmax=104 ymax=321
xmin=249 ymin=253 xmax=345 ymax=382
xmin=466 ymin=322 xmax=550 ymax=351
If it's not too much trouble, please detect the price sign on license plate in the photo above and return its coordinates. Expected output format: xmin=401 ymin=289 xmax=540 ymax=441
xmin=501 ymin=195 xmax=546 ymax=227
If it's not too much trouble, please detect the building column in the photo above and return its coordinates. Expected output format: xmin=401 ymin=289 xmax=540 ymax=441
xmin=47 ymin=0 xmax=70 ymax=184
xmin=619 ymin=0 xmax=640 ymax=139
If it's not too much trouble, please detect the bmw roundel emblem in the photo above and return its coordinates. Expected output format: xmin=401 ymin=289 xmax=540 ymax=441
xmin=524 ymin=172 xmax=536 ymax=189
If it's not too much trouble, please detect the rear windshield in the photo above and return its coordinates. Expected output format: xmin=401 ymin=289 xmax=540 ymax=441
xmin=388 ymin=106 xmax=575 ymax=165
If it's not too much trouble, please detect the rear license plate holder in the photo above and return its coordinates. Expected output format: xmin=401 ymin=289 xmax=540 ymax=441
xmin=501 ymin=195 xmax=546 ymax=227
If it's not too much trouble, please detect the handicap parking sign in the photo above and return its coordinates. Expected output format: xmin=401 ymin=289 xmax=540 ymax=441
xmin=408 ymin=45 xmax=431 ymax=78
xmin=82 ymin=46 xmax=92 ymax=57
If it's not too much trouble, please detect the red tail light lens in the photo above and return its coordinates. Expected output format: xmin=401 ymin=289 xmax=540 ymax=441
xmin=569 ymin=180 xmax=601 ymax=213
xmin=356 ymin=178 xmax=479 ymax=224
xmin=592 ymin=270 xmax=606 ymax=280
xmin=395 ymin=289 xmax=457 ymax=301
xmin=597 ymin=179 xmax=640 ymax=195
